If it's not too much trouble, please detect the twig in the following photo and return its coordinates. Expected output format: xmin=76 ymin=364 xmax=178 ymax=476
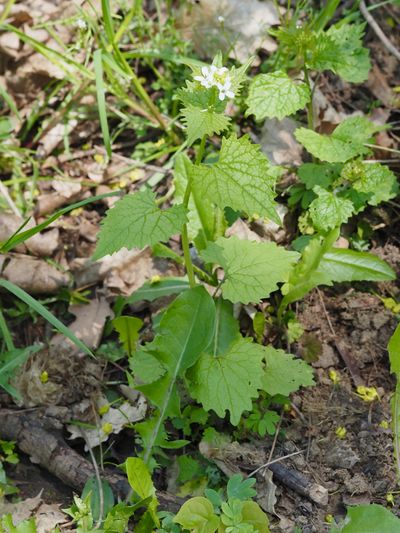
xmin=247 ymin=449 xmax=305 ymax=478
xmin=267 ymin=412 xmax=284 ymax=464
xmin=360 ymin=0 xmax=400 ymax=61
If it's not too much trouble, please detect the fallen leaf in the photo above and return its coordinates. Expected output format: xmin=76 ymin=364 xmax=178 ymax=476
xmin=36 ymin=503 xmax=66 ymax=533
xmin=1 ymin=255 xmax=68 ymax=294
xmin=51 ymin=297 xmax=112 ymax=354
xmin=67 ymin=393 xmax=147 ymax=449
xmin=226 ymin=219 xmax=262 ymax=242
xmin=0 ymin=494 xmax=42 ymax=524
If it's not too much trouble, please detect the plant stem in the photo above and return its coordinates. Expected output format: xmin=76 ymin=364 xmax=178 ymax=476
xmin=180 ymin=136 xmax=208 ymax=288
xmin=303 ymin=64 xmax=314 ymax=131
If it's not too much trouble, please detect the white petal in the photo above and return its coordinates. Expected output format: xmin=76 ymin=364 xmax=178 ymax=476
xmin=210 ymin=65 xmax=218 ymax=73
xmin=217 ymin=67 xmax=228 ymax=75
xmin=218 ymin=91 xmax=226 ymax=101
xmin=226 ymin=90 xmax=235 ymax=98
xmin=201 ymin=66 xmax=210 ymax=77
xmin=194 ymin=75 xmax=203 ymax=82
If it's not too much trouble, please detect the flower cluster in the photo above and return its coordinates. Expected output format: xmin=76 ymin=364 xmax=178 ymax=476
xmin=194 ymin=65 xmax=235 ymax=101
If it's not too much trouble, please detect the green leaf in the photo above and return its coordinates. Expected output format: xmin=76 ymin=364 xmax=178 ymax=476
xmin=126 ymin=277 xmax=190 ymax=305
xmin=173 ymin=153 xmax=214 ymax=242
xmin=113 ymin=316 xmax=143 ymax=356
xmin=298 ymin=163 xmax=342 ymax=190
xmin=332 ymin=504 xmax=400 ymax=533
xmin=136 ymin=287 xmax=216 ymax=460
xmin=319 ymin=248 xmax=396 ymax=283
xmin=191 ymin=135 xmax=281 ymax=224
xmin=295 ymin=116 xmax=379 ymax=163
xmin=246 ymin=71 xmax=310 ymax=121
xmin=205 ymin=298 xmax=240 ymax=357
xmin=227 ymin=475 xmax=257 ymax=501
xmin=326 ymin=23 xmax=371 ymax=83
xmin=389 ymin=323 xmax=400 ymax=375
xmin=174 ymin=497 xmax=220 ymax=533
xmin=125 ymin=457 xmax=159 ymax=527
xmin=309 ymin=186 xmax=354 ymax=231
xmin=177 ymin=456 xmax=202 ymax=483
xmin=261 ymin=347 xmax=314 ymax=396
xmin=346 ymin=162 xmax=399 ymax=206
xmin=82 ymin=477 xmax=114 ymax=522
xmin=130 ymin=350 xmax=167 ymax=384
xmin=240 ymin=501 xmax=270 ymax=533
xmin=93 ymin=190 xmax=187 ymax=259
xmin=201 ymin=236 xmax=299 ymax=304
xmin=181 ymin=105 xmax=230 ymax=145
xmin=189 ymin=337 xmax=265 ymax=425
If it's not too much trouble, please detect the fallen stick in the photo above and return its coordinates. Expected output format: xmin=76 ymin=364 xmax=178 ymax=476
xmin=0 ymin=408 xmax=182 ymax=512
xmin=268 ymin=463 xmax=328 ymax=506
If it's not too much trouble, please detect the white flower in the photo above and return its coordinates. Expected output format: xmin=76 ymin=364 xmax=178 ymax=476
xmin=193 ymin=64 xmax=235 ymax=101
xmin=217 ymin=78 xmax=235 ymax=101
xmin=75 ymin=18 xmax=87 ymax=30
xmin=217 ymin=15 xmax=225 ymax=24
xmin=194 ymin=65 xmax=217 ymax=88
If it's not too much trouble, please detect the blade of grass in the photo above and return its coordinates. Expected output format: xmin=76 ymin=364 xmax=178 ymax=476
xmin=0 ymin=0 xmax=16 ymax=24
xmin=93 ymin=50 xmax=112 ymax=159
xmin=4 ymin=25 xmax=93 ymax=78
xmin=0 ymin=279 xmax=94 ymax=357
xmin=0 ymin=307 xmax=14 ymax=351
xmin=0 ymin=82 xmax=20 ymax=120
xmin=0 ymin=190 xmax=121 ymax=253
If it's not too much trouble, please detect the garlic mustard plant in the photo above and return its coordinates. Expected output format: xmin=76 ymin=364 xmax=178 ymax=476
xmin=94 ymin=42 xmax=396 ymax=465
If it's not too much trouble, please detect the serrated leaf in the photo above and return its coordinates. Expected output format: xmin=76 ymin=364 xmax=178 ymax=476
xmin=173 ymin=153 xmax=214 ymax=242
xmin=205 ymin=298 xmax=240 ymax=356
xmin=227 ymin=474 xmax=257 ymax=501
xmin=261 ymin=347 xmax=314 ymax=396
xmin=295 ymin=116 xmax=378 ymax=163
xmin=130 ymin=350 xmax=167 ymax=384
xmin=349 ymin=162 xmax=399 ymax=206
xmin=318 ymin=248 xmax=396 ymax=283
xmin=191 ymin=135 xmax=281 ymax=224
xmin=174 ymin=497 xmax=220 ymax=533
xmin=201 ymin=236 xmax=299 ymax=304
xmin=246 ymin=71 xmax=310 ymax=121
xmin=189 ymin=337 xmax=265 ymax=425
xmin=309 ymin=186 xmax=354 ymax=231
xmin=298 ymin=163 xmax=342 ymax=190
xmin=181 ymin=105 xmax=230 ymax=145
xmin=135 ymin=287 xmax=215 ymax=460
xmin=113 ymin=316 xmax=143 ymax=356
xmin=326 ymin=23 xmax=371 ymax=83
xmin=93 ymin=190 xmax=187 ymax=259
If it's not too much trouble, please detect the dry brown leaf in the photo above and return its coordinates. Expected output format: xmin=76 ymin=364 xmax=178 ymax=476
xmin=51 ymin=297 xmax=112 ymax=355
xmin=0 ymin=213 xmax=60 ymax=256
xmin=225 ymin=218 xmax=261 ymax=242
xmin=1 ymin=254 xmax=68 ymax=294
xmin=181 ymin=0 xmax=278 ymax=61
xmin=67 ymin=392 xmax=147 ymax=449
xmin=260 ymin=117 xmax=303 ymax=166
xmin=35 ymin=503 xmax=67 ymax=533
xmin=0 ymin=494 xmax=42 ymax=524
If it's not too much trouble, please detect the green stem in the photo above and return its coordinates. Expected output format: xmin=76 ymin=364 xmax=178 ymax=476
xmin=0 ymin=306 xmax=14 ymax=352
xmin=303 ymin=64 xmax=314 ymax=131
xmin=180 ymin=136 xmax=208 ymax=288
